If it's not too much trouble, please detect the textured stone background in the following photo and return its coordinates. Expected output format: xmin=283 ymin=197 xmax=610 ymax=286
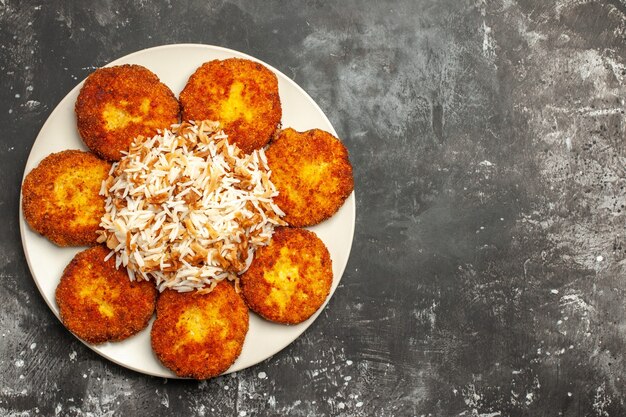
xmin=2 ymin=0 xmax=626 ymax=416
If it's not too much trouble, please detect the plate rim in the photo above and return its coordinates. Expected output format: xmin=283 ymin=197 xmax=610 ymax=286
xmin=19 ymin=43 xmax=356 ymax=378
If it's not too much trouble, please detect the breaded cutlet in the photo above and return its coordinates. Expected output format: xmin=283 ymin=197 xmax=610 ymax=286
xmin=266 ymin=128 xmax=354 ymax=227
xmin=22 ymin=150 xmax=111 ymax=246
xmin=151 ymin=281 xmax=249 ymax=379
xmin=75 ymin=64 xmax=180 ymax=161
xmin=179 ymin=58 xmax=281 ymax=154
xmin=55 ymin=245 xmax=157 ymax=344
xmin=240 ymin=227 xmax=333 ymax=325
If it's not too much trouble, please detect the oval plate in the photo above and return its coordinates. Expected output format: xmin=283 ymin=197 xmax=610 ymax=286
xmin=19 ymin=44 xmax=355 ymax=378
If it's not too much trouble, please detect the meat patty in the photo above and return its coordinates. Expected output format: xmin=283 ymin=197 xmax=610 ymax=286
xmin=55 ymin=245 xmax=157 ymax=344
xmin=150 ymin=281 xmax=249 ymax=379
xmin=179 ymin=58 xmax=281 ymax=154
xmin=75 ymin=64 xmax=179 ymax=161
xmin=22 ymin=150 xmax=111 ymax=246
xmin=241 ymin=227 xmax=333 ymax=324
xmin=266 ymin=128 xmax=353 ymax=227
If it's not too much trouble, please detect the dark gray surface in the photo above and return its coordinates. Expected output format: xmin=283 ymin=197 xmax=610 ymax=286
xmin=2 ymin=0 xmax=626 ymax=415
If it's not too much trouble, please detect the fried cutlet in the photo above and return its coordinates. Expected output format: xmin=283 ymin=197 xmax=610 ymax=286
xmin=150 ymin=281 xmax=249 ymax=379
xmin=55 ymin=245 xmax=157 ymax=344
xmin=75 ymin=64 xmax=180 ymax=161
xmin=240 ymin=227 xmax=333 ymax=324
xmin=22 ymin=150 xmax=111 ymax=246
xmin=179 ymin=58 xmax=282 ymax=154
xmin=266 ymin=128 xmax=354 ymax=227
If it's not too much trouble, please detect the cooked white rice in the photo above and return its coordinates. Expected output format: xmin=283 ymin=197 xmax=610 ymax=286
xmin=97 ymin=120 xmax=286 ymax=293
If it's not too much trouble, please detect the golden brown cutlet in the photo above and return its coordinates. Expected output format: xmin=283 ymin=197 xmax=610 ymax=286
xmin=55 ymin=245 xmax=157 ymax=344
xmin=266 ymin=128 xmax=354 ymax=227
xmin=240 ymin=227 xmax=333 ymax=325
xmin=75 ymin=64 xmax=180 ymax=161
xmin=22 ymin=150 xmax=111 ymax=246
xmin=179 ymin=58 xmax=282 ymax=154
xmin=150 ymin=281 xmax=249 ymax=379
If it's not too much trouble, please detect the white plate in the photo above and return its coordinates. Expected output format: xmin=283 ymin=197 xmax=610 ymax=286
xmin=19 ymin=44 xmax=355 ymax=378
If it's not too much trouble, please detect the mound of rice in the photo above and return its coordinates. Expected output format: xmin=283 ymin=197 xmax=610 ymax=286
xmin=97 ymin=120 xmax=286 ymax=293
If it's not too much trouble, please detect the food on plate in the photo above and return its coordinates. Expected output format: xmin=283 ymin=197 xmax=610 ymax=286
xmin=97 ymin=120 xmax=286 ymax=293
xmin=240 ymin=227 xmax=332 ymax=324
xmin=151 ymin=281 xmax=249 ymax=379
xmin=55 ymin=245 xmax=157 ymax=344
xmin=24 ymin=52 xmax=352 ymax=379
xmin=21 ymin=150 xmax=111 ymax=246
xmin=75 ymin=64 xmax=179 ymax=161
xmin=179 ymin=58 xmax=281 ymax=154
xmin=266 ymin=128 xmax=354 ymax=227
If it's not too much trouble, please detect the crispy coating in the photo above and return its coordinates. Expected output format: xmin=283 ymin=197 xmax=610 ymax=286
xmin=179 ymin=58 xmax=282 ymax=154
xmin=22 ymin=150 xmax=111 ymax=246
xmin=266 ymin=128 xmax=354 ymax=227
xmin=75 ymin=64 xmax=180 ymax=161
xmin=241 ymin=227 xmax=332 ymax=324
xmin=151 ymin=282 xmax=249 ymax=379
xmin=55 ymin=246 xmax=157 ymax=344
